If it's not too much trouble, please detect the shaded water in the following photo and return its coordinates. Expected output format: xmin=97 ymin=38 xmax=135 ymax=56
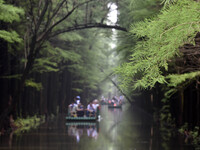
xmin=0 ymin=105 xmax=194 ymax=150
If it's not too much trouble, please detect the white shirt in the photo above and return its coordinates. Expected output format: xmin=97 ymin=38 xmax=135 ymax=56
xmin=87 ymin=104 xmax=95 ymax=111
xmin=92 ymin=104 xmax=99 ymax=111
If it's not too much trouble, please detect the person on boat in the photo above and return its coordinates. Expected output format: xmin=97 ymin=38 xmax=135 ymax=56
xmin=119 ymin=99 xmax=122 ymax=105
xmin=86 ymin=101 xmax=95 ymax=117
xmin=111 ymin=98 xmax=115 ymax=105
xmin=108 ymin=99 xmax=112 ymax=104
xmin=68 ymin=101 xmax=77 ymax=117
xmin=113 ymin=96 xmax=119 ymax=103
xmin=75 ymin=96 xmax=81 ymax=104
xmin=92 ymin=99 xmax=100 ymax=111
xmin=76 ymin=103 xmax=84 ymax=117
xmin=105 ymin=98 xmax=108 ymax=104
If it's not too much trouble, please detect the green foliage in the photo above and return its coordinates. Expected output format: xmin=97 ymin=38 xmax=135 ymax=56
xmin=116 ymin=0 xmax=200 ymax=90
xmin=166 ymin=71 xmax=200 ymax=87
xmin=55 ymin=47 xmax=81 ymax=63
xmin=115 ymin=0 xmax=161 ymax=95
xmin=163 ymin=88 xmax=177 ymax=101
xmin=33 ymin=58 xmax=59 ymax=73
xmin=0 ymin=0 xmax=24 ymax=23
xmin=178 ymin=123 xmax=188 ymax=133
xmin=64 ymin=28 xmax=116 ymax=96
xmin=178 ymin=124 xmax=200 ymax=148
xmin=159 ymin=96 xmax=175 ymax=124
xmin=161 ymin=0 xmax=177 ymax=7
xmin=72 ymin=88 xmax=83 ymax=93
xmin=14 ymin=115 xmax=45 ymax=134
xmin=0 ymin=74 xmax=21 ymax=79
xmin=0 ymin=30 xmax=22 ymax=43
xmin=25 ymin=79 xmax=43 ymax=91
xmin=191 ymin=126 xmax=200 ymax=147
xmin=118 ymin=0 xmax=160 ymax=28
xmin=0 ymin=0 xmax=24 ymax=43
xmin=116 ymin=0 xmax=161 ymax=65
xmin=129 ymin=0 xmax=161 ymax=22
xmin=58 ymin=32 xmax=83 ymax=42
xmin=33 ymin=44 xmax=81 ymax=73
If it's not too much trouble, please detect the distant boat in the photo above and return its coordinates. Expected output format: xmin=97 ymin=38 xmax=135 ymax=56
xmin=108 ymin=104 xmax=122 ymax=108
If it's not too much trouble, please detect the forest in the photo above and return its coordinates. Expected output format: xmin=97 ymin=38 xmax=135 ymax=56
xmin=0 ymin=0 xmax=200 ymax=147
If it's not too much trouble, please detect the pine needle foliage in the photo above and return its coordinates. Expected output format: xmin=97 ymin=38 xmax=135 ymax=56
xmin=116 ymin=0 xmax=200 ymax=90
xmin=166 ymin=71 xmax=200 ymax=87
xmin=161 ymin=0 xmax=177 ymax=6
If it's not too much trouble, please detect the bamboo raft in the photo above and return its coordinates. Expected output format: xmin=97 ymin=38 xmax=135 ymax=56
xmin=65 ymin=122 xmax=97 ymax=126
xmin=65 ymin=116 xmax=97 ymax=121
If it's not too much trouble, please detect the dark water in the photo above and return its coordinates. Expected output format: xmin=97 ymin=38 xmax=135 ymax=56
xmin=0 ymin=105 xmax=194 ymax=150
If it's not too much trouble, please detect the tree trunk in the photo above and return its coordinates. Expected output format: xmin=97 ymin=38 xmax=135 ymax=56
xmin=196 ymin=79 xmax=200 ymax=125
xmin=179 ymin=89 xmax=184 ymax=125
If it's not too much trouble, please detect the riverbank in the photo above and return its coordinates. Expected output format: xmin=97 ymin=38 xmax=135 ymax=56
xmin=0 ymin=115 xmax=46 ymax=136
xmin=13 ymin=115 xmax=45 ymax=134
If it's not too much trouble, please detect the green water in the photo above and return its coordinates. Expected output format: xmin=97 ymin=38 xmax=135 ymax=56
xmin=0 ymin=105 xmax=194 ymax=150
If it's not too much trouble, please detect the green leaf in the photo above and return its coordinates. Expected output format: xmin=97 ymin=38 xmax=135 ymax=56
xmin=25 ymin=79 xmax=43 ymax=91
xmin=0 ymin=30 xmax=22 ymax=43
xmin=0 ymin=0 xmax=24 ymax=23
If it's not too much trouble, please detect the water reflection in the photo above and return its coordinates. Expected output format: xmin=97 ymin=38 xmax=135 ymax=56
xmin=0 ymin=105 xmax=195 ymax=150
xmin=66 ymin=122 xmax=99 ymax=142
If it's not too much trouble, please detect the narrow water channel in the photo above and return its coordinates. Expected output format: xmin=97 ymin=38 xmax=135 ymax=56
xmin=0 ymin=104 xmax=194 ymax=150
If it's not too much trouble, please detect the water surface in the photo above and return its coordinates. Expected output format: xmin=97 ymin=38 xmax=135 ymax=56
xmin=0 ymin=104 xmax=194 ymax=150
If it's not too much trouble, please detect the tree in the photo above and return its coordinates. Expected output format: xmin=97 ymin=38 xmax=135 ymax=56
xmin=116 ymin=0 xmax=200 ymax=90
xmin=116 ymin=0 xmax=200 ymax=125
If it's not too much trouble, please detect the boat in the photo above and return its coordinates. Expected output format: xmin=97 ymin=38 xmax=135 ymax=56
xmin=66 ymin=121 xmax=97 ymax=126
xmin=66 ymin=108 xmax=100 ymax=121
xmin=66 ymin=101 xmax=101 ymax=122
xmin=108 ymin=104 xmax=122 ymax=108
xmin=66 ymin=116 xmax=98 ymax=121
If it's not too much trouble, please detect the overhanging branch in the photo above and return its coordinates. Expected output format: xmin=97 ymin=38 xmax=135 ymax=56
xmin=37 ymin=0 xmax=95 ymax=42
xmin=50 ymin=23 xmax=128 ymax=38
